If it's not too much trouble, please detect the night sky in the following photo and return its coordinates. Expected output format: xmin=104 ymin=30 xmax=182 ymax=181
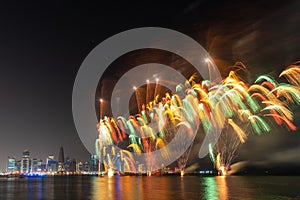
xmin=0 ymin=1 xmax=300 ymax=172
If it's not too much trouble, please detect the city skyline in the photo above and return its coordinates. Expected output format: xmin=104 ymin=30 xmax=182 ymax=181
xmin=5 ymin=146 xmax=98 ymax=174
xmin=4 ymin=146 xmax=79 ymax=167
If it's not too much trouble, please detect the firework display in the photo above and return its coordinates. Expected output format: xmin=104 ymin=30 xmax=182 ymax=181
xmin=96 ymin=61 xmax=300 ymax=176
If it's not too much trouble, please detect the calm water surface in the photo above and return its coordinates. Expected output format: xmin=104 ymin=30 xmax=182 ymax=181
xmin=0 ymin=175 xmax=299 ymax=200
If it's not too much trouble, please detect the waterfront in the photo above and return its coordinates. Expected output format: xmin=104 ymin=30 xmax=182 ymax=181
xmin=0 ymin=175 xmax=299 ymax=200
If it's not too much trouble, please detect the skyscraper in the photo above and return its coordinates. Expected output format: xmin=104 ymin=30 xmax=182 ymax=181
xmin=32 ymin=158 xmax=38 ymax=172
xmin=46 ymin=156 xmax=52 ymax=172
xmin=7 ymin=157 xmax=16 ymax=172
xmin=21 ymin=149 xmax=31 ymax=174
xmin=83 ymin=161 xmax=90 ymax=172
xmin=16 ymin=160 xmax=21 ymax=172
xmin=64 ymin=156 xmax=71 ymax=172
xmin=58 ymin=146 xmax=65 ymax=172
xmin=90 ymin=154 xmax=99 ymax=173
xmin=37 ymin=159 xmax=43 ymax=172
xmin=69 ymin=158 xmax=76 ymax=172
xmin=46 ymin=155 xmax=58 ymax=172
xmin=77 ymin=162 xmax=83 ymax=172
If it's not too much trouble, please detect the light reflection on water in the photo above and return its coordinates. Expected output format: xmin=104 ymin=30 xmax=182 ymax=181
xmin=216 ymin=177 xmax=228 ymax=200
xmin=0 ymin=175 xmax=300 ymax=199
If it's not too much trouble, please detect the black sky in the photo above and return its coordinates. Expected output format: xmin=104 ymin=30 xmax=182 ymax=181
xmin=0 ymin=0 xmax=299 ymax=171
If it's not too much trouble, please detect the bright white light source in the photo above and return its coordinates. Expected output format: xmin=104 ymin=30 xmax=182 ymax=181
xmin=205 ymin=58 xmax=211 ymax=63
xmin=107 ymin=168 xmax=114 ymax=177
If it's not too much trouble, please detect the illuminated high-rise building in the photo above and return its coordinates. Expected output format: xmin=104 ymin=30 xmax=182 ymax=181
xmin=90 ymin=155 xmax=98 ymax=172
xmin=16 ymin=160 xmax=21 ymax=172
xmin=83 ymin=161 xmax=90 ymax=172
xmin=77 ymin=162 xmax=83 ymax=172
xmin=64 ymin=156 xmax=71 ymax=172
xmin=58 ymin=146 xmax=65 ymax=172
xmin=32 ymin=158 xmax=38 ymax=172
xmin=21 ymin=149 xmax=31 ymax=174
xmin=7 ymin=157 xmax=16 ymax=172
xmin=23 ymin=149 xmax=30 ymax=157
xmin=32 ymin=158 xmax=42 ymax=172
xmin=69 ymin=158 xmax=76 ymax=172
xmin=46 ymin=155 xmax=58 ymax=172
xmin=37 ymin=159 xmax=43 ymax=172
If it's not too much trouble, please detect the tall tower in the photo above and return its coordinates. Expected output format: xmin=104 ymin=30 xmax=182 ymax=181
xmin=7 ymin=156 xmax=16 ymax=172
xmin=58 ymin=146 xmax=65 ymax=172
xmin=21 ymin=149 xmax=31 ymax=174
